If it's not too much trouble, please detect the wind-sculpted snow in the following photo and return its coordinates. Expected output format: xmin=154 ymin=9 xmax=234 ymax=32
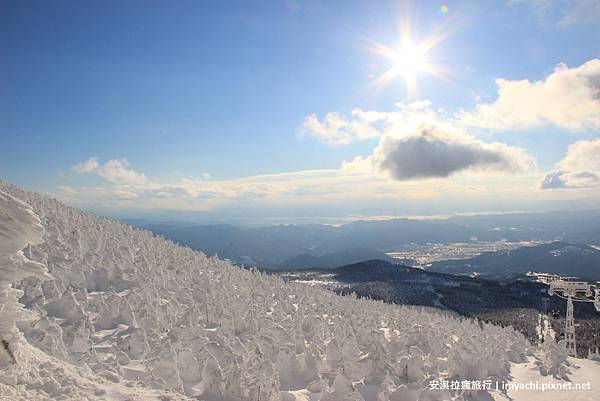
xmin=0 ymin=182 xmax=534 ymax=401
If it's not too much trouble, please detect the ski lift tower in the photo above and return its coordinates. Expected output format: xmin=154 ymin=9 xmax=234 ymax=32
xmin=548 ymin=279 xmax=594 ymax=357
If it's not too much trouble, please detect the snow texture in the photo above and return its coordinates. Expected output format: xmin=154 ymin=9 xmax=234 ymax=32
xmin=0 ymin=181 xmax=594 ymax=401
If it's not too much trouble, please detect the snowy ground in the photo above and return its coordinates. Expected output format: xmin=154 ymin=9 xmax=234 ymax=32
xmin=491 ymin=356 xmax=600 ymax=401
xmin=1 ymin=181 xmax=600 ymax=401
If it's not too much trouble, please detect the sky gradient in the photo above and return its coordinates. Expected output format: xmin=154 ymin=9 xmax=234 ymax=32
xmin=2 ymin=0 xmax=600 ymax=223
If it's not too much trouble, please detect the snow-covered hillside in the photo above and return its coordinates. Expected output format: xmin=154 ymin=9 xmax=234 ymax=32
xmin=0 ymin=181 xmax=596 ymax=401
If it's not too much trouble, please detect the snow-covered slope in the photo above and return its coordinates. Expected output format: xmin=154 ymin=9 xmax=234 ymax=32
xmin=0 ymin=181 xmax=595 ymax=401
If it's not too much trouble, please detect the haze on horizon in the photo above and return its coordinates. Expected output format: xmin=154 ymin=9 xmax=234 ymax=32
xmin=2 ymin=0 xmax=600 ymax=223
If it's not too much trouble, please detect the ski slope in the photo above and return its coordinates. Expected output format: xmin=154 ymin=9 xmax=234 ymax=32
xmin=1 ymin=181 xmax=599 ymax=401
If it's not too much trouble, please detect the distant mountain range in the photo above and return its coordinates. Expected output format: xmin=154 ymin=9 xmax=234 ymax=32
xmin=128 ymin=210 xmax=600 ymax=270
xmin=272 ymin=248 xmax=398 ymax=270
xmin=134 ymin=219 xmax=477 ymax=268
xmin=428 ymin=241 xmax=600 ymax=281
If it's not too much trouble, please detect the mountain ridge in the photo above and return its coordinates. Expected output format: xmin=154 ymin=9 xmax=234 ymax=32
xmin=136 ymin=212 xmax=600 ymax=269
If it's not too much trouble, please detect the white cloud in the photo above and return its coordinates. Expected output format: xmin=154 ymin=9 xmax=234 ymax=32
xmin=298 ymin=110 xmax=382 ymax=145
xmin=298 ymin=100 xmax=448 ymax=146
xmin=341 ymin=155 xmax=376 ymax=175
xmin=459 ymin=59 xmax=600 ymax=132
xmin=112 ymin=186 xmax=140 ymax=200
xmin=98 ymin=159 xmax=147 ymax=185
xmin=72 ymin=157 xmax=147 ymax=185
xmin=539 ymin=170 xmax=600 ymax=189
xmin=370 ymin=124 xmax=533 ymax=180
xmin=67 ymin=159 xmax=341 ymax=210
xmin=73 ymin=157 xmax=99 ymax=173
xmin=540 ymin=138 xmax=600 ymax=189
xmin=557 ymin=139 xmax=600 ymax=171
xmin=61 ymin=166 xmax=369 ymax=211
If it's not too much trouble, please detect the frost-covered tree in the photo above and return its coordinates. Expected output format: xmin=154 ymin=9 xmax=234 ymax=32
xmin=321 ymin=371 xmax=365 ymax=401
xmin=539 ymin=339 xmax=570 ymax=379
xmin=198 ymin=354 xmax=225 ymax=398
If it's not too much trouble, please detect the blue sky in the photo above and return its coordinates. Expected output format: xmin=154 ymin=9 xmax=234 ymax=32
xmin=2 ymin=0 xmax=600 ymax=222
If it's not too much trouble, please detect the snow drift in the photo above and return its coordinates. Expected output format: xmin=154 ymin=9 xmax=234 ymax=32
xmin=0 ymin=181 xmax=536 ymax=400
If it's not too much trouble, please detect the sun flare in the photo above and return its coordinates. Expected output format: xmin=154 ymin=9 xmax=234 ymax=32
xmin=391 ymin=41 xmax=427 ymax=77
xmin=368 ymin=22 xmax=450 ymax=98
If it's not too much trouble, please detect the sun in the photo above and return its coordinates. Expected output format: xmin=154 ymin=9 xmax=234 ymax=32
xmin=390 ymin=41 xmax=427 ymax=78
xmin=368 ymin=24 xmax=450 ymax=98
